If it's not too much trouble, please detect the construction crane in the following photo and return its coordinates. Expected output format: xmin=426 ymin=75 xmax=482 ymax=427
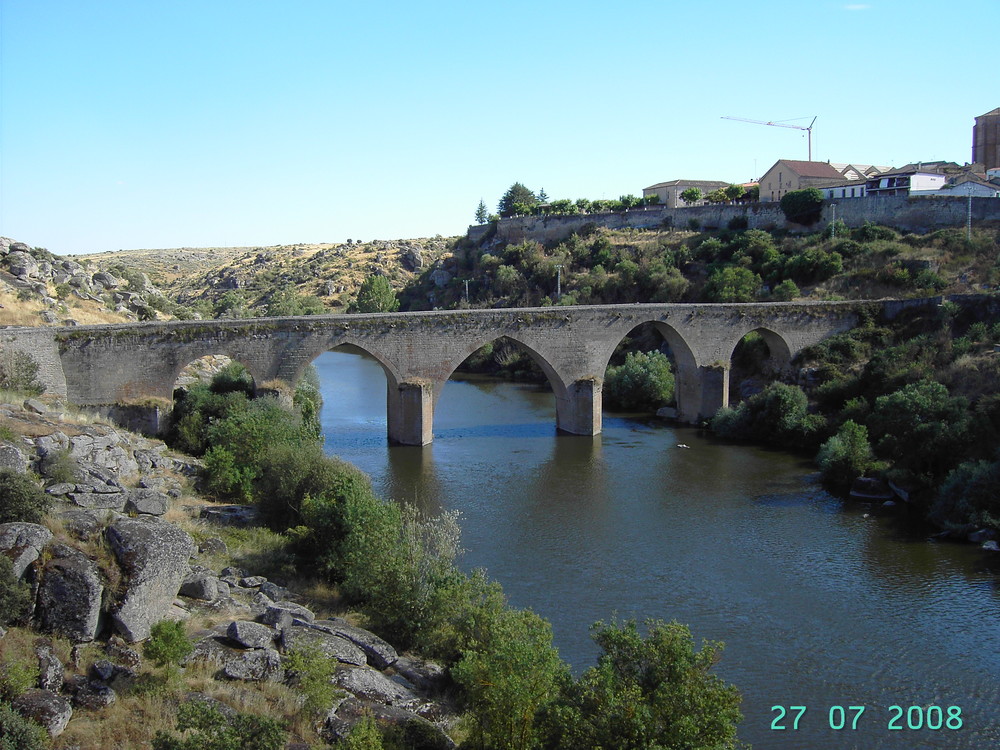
xmin=722 ymin=115 xmax=818 ymax=161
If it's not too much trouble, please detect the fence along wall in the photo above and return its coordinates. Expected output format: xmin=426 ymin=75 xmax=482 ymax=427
xmin=468 ymin=195 xmax=1000 ymax=245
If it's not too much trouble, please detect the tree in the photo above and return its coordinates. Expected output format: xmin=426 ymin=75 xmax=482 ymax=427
xmin=498 ymin=183 xmax=538 ymax=217
xmin=452 ymin=607 xmax=566 ymax=750
xmin=540 ymin=619 xmax=743 ymax=750
xmin=705 ymin=188 xmax=728 ymax=203
xmin=537 ymin=187 xmax=549 ymax=203
xmin=702 ymin=266 xmax=761 ymax=303
xmin=779 ymin=188 xmax=824 ymax=225
xmin=604 ymin=351 xmax=675 ymax=411
xmin=724 ymin=183 xmax=746 ymax=201
xmin=679 ymin=187 xmax=702 ymax=205
xmin=350 ymin=275 xmax=399 ymax=313
xmin=816 ymin=420 xmax=874 ymax=491
xmin=475 ymin=200 xmax=488 ymax=225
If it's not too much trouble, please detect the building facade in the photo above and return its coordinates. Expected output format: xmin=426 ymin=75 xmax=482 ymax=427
xmin=642 ymin=180 xmax=729 ymax=208
xmin=973 ymin=108 xmax=1000 ymax=170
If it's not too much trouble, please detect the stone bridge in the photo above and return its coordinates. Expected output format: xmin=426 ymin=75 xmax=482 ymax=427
xmin=3 ymin=302 xmax=862 ymax=444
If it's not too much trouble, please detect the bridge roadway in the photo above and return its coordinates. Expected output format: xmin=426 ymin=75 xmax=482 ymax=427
xmin=3 ymin=302 xmax=862 ymax=445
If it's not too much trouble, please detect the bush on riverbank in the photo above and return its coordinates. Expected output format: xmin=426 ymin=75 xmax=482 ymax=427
xmin=711 ymin=382 xmax=824 ymax=450
xmin=792 ymin=301 xmax=1000 ymax=524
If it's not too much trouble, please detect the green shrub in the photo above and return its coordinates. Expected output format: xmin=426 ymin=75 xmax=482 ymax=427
xmin=152 ymin=701 xmax=285 ymax=750
xmin=816 ymin=420 xmax=875 ymax=492
xmin=0 ymin=470 xmax=49 ymax=524
xmin=0 ymin=657 xmax=38 ymax=701
xmin=711 ymin=383 xmax=824 ymax=449
xmin=930 ymin=458 xmax=1000 ymax=530
xmin=0 ymin=557 xmax=33 ymax=628
xmin=852 ymin=222 xmax=898 ymax=242
xmin=604 ymin=351 xmax=674 ymax=411
xmin=38 ymin=448 xmax=79 ymax=484
xmin=771 ymin=279 xmax=800 ymax=301
xmin=144 ymin=620 xmax=193 ymax=682
xmin=284 ymin=646 xmax=340 ymax=718
xmin=779 ymin=188 xmax=823 ymax=225
xmin=343 ymin=715 xmax=384 ymax=750
xmin=539 ymin=619 xmax=742 ymax=750
xmin=0 ymin=700 xmax=48 ymax=750
xmin=702 ymin=266 xmax=761 ymax=302
xmin=452 ymin=607 xmax=567 ymax=750
xmin=868 ymin=380 xmax=972 ymax=485
xmin=0 ymin=350 xmax=43 ymax=396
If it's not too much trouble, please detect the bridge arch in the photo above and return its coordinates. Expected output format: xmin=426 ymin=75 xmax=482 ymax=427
xmin=286 ymin=335 xmax=405 ymax=393
xmin=438 ymin=332 xmax=569 ymax=399
xmin=596 ymin=319 xmax=703 ymax=422
xmin=171 ymin=354 xmax=257 ymax=398
xmin=725 ymin=326 xmax=793 ymax=374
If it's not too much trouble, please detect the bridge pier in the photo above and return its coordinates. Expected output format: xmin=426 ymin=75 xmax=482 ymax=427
xmin=555 ymin=378 xmax=602 ymax=436
xmin=698 ymin=364 xmax=730 ymax=420
xmin=387 ymin=380 xmax=434 ymax=446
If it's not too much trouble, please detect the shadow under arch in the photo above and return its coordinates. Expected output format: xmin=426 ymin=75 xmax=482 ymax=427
xmin=597 ymin=319 xmax=701 ymax=421
xmin=725 ymin=326 xmax=794 ymax=406
xmin=170 ymin=353 xmax=258 ymax=400
xmin=433 ymin=332 xmax=581 ymax=438
xmin=437 ymin=332 xmax=569 ymax=400
xmin=295 ymin=337 xmax=405 ymax=392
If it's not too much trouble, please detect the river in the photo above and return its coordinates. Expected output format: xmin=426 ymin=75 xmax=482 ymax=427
xmin=314 ymin=347 xmax=1000 ymax=749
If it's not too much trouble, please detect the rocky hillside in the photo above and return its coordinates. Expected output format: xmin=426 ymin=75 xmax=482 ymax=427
xmin=86 ymin=237 xmax=458 ymax=317
xmin=0 ymin=237 xmax=175 ymax=327
xmin=0 ymin=399 xmax=457 ymax=748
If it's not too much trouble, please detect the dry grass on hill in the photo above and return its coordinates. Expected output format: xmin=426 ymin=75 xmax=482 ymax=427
xmin=0 ymin=288 xmax=131 ymax=327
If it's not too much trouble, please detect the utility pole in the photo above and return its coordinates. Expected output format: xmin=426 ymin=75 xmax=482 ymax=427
xmin=463 ymin=279 xmax=470 ymax=302
xmin=967 ymin=183 xmax=973 ymax=242
xmin=831 ymin=203 xmax=837 ymax=238
xmin=555 ymin=264 xmax=563 ymax=300
xmin=722 ymin=115 xmax=818 ymax=161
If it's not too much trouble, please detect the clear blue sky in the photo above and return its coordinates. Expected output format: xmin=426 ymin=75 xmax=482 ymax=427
xmin=1 ymin=0 xmax=996 ymax=254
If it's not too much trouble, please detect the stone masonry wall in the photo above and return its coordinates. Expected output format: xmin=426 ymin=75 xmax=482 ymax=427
xmin=469 ymin=195 xmax=1000 ymax=246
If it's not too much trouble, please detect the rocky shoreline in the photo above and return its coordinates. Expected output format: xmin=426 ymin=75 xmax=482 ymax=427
xmin=0 ymin=400 xmax=456 ymax=747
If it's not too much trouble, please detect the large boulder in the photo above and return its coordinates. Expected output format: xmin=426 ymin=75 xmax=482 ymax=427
xmin=106 ymin=517 xmax=194 ymax=642
xmin=12 ymin=689 xmax=72 ymax=737
xmin=67 ymin=432 xmax=140 ymax=477
xmin=187 ymin=632 xmax=283 ymax=682
xmin=37 ymin=544 xmax=105 ymax=642
xmin=125 ymin=488 xmax=169 ymax=516
xmin=226 ymin=620 xmax=276 ymax=650
xmin=221 ymin=648 xmax=284 ymax=682
xmin=0 ymin=522 xmax=53 ymax=578
xmin=334 ymin=665 xmax=421 ymax=708
xmin=179 ymin=571 xmax=220 ymax=601
xmin=309 ymin=619 xmax=398 ymax=669
xmin=323 ymin=698 xmax=455 ymax=748
xmin=280 ymin=624 xmax=367 ymax=666
xmin=6 ymin=250 xmax=38 ymax=278
xmin=0 ymin=441 xmax=27 ymax=473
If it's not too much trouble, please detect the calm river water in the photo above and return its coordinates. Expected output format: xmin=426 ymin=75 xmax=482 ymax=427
xmin=314 ymin=348 xmax=1000 ymax=749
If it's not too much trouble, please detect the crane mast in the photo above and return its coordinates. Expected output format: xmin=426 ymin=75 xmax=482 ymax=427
xmin=722 ymin=116 xmax=818 ymax=161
